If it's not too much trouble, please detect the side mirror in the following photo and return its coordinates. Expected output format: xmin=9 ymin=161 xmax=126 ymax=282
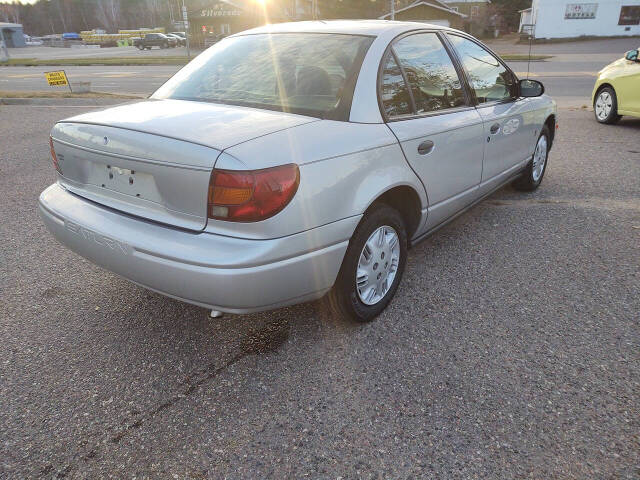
xmin=625 ymin=49 xmax=639 ymax=62
xmin=519 ymin=79 xmax=545 ymax=98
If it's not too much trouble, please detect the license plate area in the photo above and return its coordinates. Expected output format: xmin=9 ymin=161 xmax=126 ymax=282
xmin=89 ymin=163 xmax=159 ymax=202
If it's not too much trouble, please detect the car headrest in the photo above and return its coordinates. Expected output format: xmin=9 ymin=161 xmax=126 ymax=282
xmin=296 ymin=66 xmax=332 ymax=96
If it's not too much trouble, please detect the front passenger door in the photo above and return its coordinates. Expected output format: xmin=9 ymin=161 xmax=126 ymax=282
xmin=616 ymin=53 xmax=640 ymax=115
xmin=447 ymin=34 xmax=533 ymax=183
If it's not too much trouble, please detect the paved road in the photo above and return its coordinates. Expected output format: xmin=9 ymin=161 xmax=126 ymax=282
xmin=0 ymin=59 xmax=609 ymax=105
xmin=1 ymin=104 xmax=638 ymax=478
xmin=2 ymin=37 xmax=638 ymax=105
xmin=7 ymin=45 xmax=198 ymax=60
xmin=0 ymin=65 xmax=180 ymax=95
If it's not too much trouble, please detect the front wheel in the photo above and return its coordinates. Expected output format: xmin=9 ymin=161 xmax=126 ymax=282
xmin=514 ymin=126 xmax=550 ymax=192
xmin=327 ymin=204 xmax=408 ymax=322
xmin=594 ymin=87 xmax=621 ymax=124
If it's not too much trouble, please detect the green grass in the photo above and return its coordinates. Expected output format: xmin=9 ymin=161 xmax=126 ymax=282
xmin=0 ymin=56 xmax=190 ymax=67
xmin=499 ymin=54 xmax=553 ymax=61
xmin=0 ymin=90 xmax=144 ymax=98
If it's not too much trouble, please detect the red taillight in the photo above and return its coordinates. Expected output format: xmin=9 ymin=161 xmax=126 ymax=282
xmin=208 ymin=164 xmax=300 ymax=222
xmin=49 ymin=136 xmax=61 ymax=174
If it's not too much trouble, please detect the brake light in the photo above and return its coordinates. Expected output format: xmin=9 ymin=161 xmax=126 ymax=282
xmin=49 ymin=136 xmax=61 ymax=174
xmin=208 ymin=164 xmax=300 ymax=222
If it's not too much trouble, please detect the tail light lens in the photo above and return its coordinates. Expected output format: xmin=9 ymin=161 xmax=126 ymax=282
xmin=208 ymin=164 xmax=300 ymax=222
xmin=49 ymin=136 xmax=61 ymax=174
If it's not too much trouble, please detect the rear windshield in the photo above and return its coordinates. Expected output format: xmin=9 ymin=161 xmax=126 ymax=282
xmin=152 ymin=33 xmax=373 ymax=119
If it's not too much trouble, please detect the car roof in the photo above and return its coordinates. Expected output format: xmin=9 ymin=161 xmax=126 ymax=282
xmin=234 ymin=20 xmax=455 ymax=37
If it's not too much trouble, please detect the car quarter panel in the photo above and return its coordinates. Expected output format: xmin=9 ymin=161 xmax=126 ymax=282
xmin=208 ymin=121 xmax=427 ymax=240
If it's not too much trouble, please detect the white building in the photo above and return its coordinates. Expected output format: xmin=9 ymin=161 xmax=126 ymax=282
xmin=522 ymin=0 xmax=640 ymax=39
xmin=519 ymin=8 xmax=533 ymax=33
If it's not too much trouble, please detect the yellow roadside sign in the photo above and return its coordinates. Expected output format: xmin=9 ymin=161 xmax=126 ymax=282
xmin=45 ymin=70 xmax=69 ymax=86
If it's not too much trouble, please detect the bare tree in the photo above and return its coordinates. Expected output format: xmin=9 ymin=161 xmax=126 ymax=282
xmin=95 ymin=0 xmax=121 ymax=31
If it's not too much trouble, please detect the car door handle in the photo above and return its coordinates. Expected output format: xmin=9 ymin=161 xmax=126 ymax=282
xmin=490 ymin=123 xmax=501 ymax=135
xmin=417 ymin=140 xmax=435 ymax=155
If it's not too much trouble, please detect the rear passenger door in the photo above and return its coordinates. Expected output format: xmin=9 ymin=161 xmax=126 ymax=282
xmin=446 ymin=34 xmax=533 ymax=182
xmin=381 ymin=32 xmax=485 ymax=230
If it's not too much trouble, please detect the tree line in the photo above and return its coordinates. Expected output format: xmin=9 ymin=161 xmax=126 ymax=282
xmin=1 ymin=0 xmax=179 ymax=35
xmin=0 ymin=0 xmax=528 ymax=37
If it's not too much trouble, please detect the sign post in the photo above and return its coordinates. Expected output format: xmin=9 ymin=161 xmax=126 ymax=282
xmin=45 ymin=70 xmax=72 ymax=92
xmin=182 ymin=1 xmax=190 ymax=60
xmin=0 ymin=28 xmax=9 ymax=62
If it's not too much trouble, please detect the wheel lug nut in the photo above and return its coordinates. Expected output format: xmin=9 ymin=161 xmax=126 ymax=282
xmin=373 ymin=263 xmax=378 ymax=271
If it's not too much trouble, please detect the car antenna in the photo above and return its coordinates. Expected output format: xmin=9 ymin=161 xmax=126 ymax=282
xmin=526 ymin=23 xmax=535 ymax=79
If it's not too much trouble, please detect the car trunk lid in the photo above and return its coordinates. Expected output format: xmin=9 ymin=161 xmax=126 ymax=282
xmin=51 ymin=100 xmax=317 ymax=231
xmin=62 ymin=99 xmax=318 ymax=150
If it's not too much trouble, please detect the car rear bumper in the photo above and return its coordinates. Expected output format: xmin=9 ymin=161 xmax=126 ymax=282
xmin=39 ymin=183 xmax=357 ymax=313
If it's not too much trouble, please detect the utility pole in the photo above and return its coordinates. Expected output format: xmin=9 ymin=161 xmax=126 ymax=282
xmin=182 ymin=0 xmax=190 ymax=59
xmin=390 ymin=0 xmax=395 ymax=20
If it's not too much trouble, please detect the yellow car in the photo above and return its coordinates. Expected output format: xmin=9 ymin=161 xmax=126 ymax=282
xmin=592 ymin=48 xmax=640 ymax=124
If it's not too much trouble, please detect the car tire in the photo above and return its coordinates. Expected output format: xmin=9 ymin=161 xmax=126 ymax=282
xmin=161 ymin=42 xmax=167 ymax=49
xmin=594 ymin=86 xmax=621 ymax=124
xmin=137 ymin=44 xmax=144 ymax=50
xmin=327 ymin=204 xmax=408 ymax=323
xmin=514 ymin=125 xmax=550 ymax=192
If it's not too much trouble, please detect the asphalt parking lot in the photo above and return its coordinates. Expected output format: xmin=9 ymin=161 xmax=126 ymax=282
xmin=1 ymin=103 xmax=639 ymax=478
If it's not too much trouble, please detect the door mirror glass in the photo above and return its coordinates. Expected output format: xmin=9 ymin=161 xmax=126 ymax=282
xmin=519 ymin=79 xmax=545 ymax=97
xmin=625 ymin=49 xmax=639 ymax=62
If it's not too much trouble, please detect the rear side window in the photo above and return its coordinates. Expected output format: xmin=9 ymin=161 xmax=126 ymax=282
xmin=380 ymin=54 xmax=413 ymax=118
xmin=392 ymin=33 xmax=467 ymax=114
xmin=447 ymin=34 xmax=516 ymax=104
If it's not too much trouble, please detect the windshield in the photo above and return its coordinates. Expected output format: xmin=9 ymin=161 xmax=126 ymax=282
xmin=152 ymin=33 xmax=373 ymax=119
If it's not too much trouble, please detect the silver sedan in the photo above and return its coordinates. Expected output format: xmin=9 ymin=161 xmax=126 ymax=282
xmin=39 ymin=20 xmax=557 ymax=322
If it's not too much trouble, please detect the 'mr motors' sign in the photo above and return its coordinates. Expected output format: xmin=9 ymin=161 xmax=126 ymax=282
xmin=565 ymin=3 xmax=598 ymax=19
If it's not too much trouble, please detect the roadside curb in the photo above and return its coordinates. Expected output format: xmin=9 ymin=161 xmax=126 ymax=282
xmin=0 ymin=97 xmax=138 ymax=106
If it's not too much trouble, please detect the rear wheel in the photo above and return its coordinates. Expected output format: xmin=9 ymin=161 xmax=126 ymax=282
xmin=137 ymin=44 xmax=144 ymax=50
xmin=327 ymin=204 xmax=407 ymax=323
xmin=594 ymin=86 xmax=621 ymax=124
